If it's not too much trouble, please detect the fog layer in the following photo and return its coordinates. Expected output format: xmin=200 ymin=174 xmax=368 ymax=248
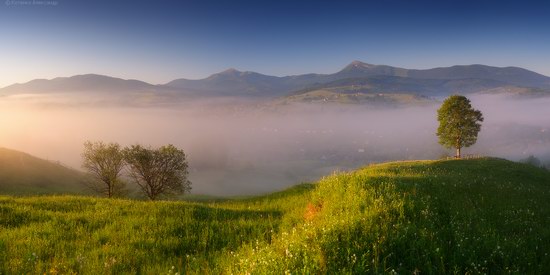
xmin=1 ymin=94 xmax=549 ymax=195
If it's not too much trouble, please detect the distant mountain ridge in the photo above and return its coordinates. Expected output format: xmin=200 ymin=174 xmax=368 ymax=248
xmin=0 ymin=74 xmax=164 ymax=94
xmin=163 ymin=61 xmax=550 ymax=98
xmin=166 ymin=69 xmax=289 ymax=97
xmin=289 ymin=75 xmax=513 ymax=97
xmin=2 ymin=61 xmax=550 ymax=99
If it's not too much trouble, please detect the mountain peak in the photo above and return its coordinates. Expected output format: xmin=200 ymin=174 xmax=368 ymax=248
xmin=204 ymin=68 xmax=244 ymax=80
xmin=336 ymin=61 xmax=386 ymax=76
xmin=221 ymin=68 xmax=242 ymax=74
xmin=346 ymin=60 xmax=376 ymax=69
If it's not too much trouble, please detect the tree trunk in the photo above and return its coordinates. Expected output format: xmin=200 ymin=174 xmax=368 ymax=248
xmin=456 ymin=136 xmax=462 ymax=159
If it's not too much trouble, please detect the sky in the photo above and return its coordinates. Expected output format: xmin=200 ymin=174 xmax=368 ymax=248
xmin=1 ymin=0 xmax=549 ymax=88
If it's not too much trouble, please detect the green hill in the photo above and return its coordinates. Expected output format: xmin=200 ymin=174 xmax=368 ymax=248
xmin=1 ymin=158 xmax=549 ymax=273
xmin=0 ymin=147 xmax=89 ymax=195
xmin=285 ymin=76 xmax=550 ymax=102
xmin=288 ymin=75 xmax=510 ymax=97
xmin=278 ymin=89 xmax=435 ymax=106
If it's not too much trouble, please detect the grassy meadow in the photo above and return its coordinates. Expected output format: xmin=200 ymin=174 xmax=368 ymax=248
xmin=1 ymin=158 xmax=549 ymax=274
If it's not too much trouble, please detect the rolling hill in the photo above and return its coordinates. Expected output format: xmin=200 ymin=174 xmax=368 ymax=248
xmin=278 ymin=89 xmax=436 ymax=106
xmin=1 ymin=158 xmax=549 ymax=273
xmin=287 ymin=75 xmax=513 ymax=99
xmin=0 ymin=147 xmax=89 ymax=195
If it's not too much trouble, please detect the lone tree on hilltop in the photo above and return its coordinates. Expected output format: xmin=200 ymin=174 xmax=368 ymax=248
xmin=82 ymin=141 xmax=126 ymax=197
xmin=437 ymin=95 xmax=483 ymax=158
xmin=124 ymin=144 xmax=191 ymax=200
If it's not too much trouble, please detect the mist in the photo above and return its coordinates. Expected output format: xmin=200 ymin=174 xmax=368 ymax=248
xmin=1 ymin=93 xmax=549 ymax=195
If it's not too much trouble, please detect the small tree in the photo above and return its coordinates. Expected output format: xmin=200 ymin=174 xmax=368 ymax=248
xmin=437 ymin=95 xmax=483 ymax=158
xmin=81 ymin=141 xmax=126 ymax=197
xmin=124 ymin=144 xmax=191 ymax=200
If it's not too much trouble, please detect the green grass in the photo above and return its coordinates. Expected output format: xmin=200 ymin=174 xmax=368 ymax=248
xmin=1 ymin=158 xmax=549 ymax=274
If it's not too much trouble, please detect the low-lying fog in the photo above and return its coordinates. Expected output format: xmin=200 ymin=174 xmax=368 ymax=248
xmin=1 ymin=93 xmax=549 ymax=195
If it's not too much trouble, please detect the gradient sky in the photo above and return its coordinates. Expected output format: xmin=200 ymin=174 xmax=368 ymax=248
xmin=1 ymin=0 xmax=549 ymax=88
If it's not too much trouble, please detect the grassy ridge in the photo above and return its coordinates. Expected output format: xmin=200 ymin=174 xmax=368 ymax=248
xmin=1 ymin=158 xmax=549 ymax=274
xmin=0 ymin=148 xmax=89 ymax=195
xmin=231 ymin=158 xmax=550 ymax=273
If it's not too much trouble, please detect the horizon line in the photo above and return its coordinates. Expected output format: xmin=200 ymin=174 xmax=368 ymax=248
xmin=1 ymin=61 xmax=548 ymax=89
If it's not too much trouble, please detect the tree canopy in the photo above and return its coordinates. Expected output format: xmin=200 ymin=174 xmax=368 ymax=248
xmin=437 ymin=95 xmax=483 ymax=158
xmin=82 ymin=142 xmax=191 ymax=200
xmin=81 ymin=141 xmax=126 ymax=197
xmin=124 ymin=144 xmax=191 ymax=200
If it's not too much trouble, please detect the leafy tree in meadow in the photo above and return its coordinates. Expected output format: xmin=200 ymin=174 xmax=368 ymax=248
xmin=81 ymin=141 xmax=126 ymax=197
xmin=123 ymin=144 xmax=191 ymax=200
xmin=436 ymin=95 xmax=483 ymax=158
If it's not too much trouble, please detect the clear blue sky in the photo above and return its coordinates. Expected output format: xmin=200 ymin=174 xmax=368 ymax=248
xmin=1 ymin=0 xmax=549 ymax=87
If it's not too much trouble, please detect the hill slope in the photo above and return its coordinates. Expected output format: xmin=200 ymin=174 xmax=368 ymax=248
xmin=0 ymin=147 xmax=89 ymax=195
xmin=279 ymin=89 xmax=435 ymax=106
xmin=0 ymin=158 xmax=549 ymax=273
xmin=236 ymin=158 xmax=550 ymax=273
xmin=288 ymin=75 xmax=514 ymax=98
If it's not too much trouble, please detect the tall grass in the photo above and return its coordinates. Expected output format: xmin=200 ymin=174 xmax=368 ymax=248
xmin=228 ymin=158 xmax=550 ymax=274
xmin=0 ymin=184 xmax=313 ymax=274
xmin=1 ymin=158 xmax=549 ymax=274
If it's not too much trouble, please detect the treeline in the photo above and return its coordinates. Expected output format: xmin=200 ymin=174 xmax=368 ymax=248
xmin=520 ymin=155 xmax=550 ymax=170
xmin=82 ymin=141 xmax=191 ymax=200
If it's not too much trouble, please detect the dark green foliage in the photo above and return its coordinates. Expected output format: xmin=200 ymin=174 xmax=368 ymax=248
xmin=437 ymin=95 xmax=483 ymax=158
xmin=124 ymin=144 xmax=191 ymax=200
xmin=81 ymin=141 xmax=126 ymax=198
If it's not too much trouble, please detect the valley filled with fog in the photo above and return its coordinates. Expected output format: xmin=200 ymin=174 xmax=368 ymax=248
xmin=1 ymin=93 xmax=549 ymax=195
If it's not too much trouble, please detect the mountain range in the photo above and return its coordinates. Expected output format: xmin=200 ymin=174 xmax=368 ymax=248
xmin=2 ymin=61 xmax=549 ymax=101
